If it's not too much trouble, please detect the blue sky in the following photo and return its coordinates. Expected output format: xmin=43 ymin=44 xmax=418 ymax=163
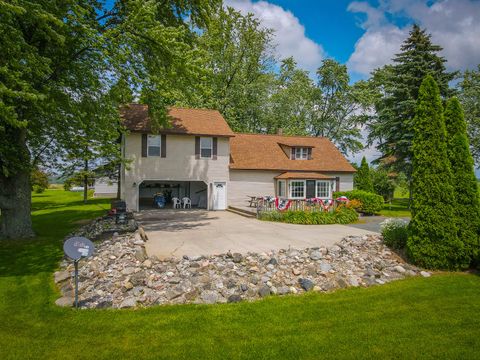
xmin=227 ymin=0 xmax=480 ymax=81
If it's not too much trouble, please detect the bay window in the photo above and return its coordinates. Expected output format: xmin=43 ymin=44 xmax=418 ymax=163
xmin=289 ymin=180 xmax=305 ymax=199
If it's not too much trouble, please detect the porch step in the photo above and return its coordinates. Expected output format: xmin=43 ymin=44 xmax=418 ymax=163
xmin=227 ymin=206 xmax=257 ymax=218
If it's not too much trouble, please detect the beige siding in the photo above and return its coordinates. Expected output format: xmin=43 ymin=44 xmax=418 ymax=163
xmin=228 ymin=170 xmax=279 ymax=207
xmin=123 ymin=133 xmax=229 ymax=211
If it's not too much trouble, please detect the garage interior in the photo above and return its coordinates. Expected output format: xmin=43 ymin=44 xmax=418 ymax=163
xmin=139 ymin=180 xmax=208 ymax=210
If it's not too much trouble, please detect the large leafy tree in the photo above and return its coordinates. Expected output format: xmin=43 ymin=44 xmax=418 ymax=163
xmin=186 ymin=6 xmax=275 ymax=132
xmin=458 ymin=65 xmax=480 ymax=164
xmin=408 ymin=76 xmax=465 ymax=270
xmin=263 ymin=57 xmax=314 ymax=135
xmin=310 ymin=59 xmax=371 ymax=155
xmin=0 ymin=0 xmax=218 ymax=239
xmin=444 ymin=97 xmax=480 ymax=265
xmin=368 ymin=24 xmax=457 ymax=186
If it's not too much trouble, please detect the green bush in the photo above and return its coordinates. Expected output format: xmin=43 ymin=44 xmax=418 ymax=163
xmin=258 ymin=206 xmax=358 ymax=225
xmin=32 ymin=185 xmax=45 ymax=194
xmin=380 ymin=218 xmax=408 ymax=249
xmin=334 ymin=190 xmax=384 ymax=215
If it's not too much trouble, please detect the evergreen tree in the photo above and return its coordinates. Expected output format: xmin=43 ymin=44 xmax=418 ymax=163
xmin=368 ymin=24 xmax=457 ymax=188
xmin=354 ymin=157 xmax=374 ymax=192
xmin=408 ymin=76 xmax=466 ymax=269
xmin=444 ymin=97 xmax=480 ymax=265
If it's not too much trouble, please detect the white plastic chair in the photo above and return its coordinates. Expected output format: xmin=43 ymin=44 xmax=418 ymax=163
xmin=172 ymin=197 xmax=181 ymax=209
xmin=182 ymin=197 xmax=192 ymax=209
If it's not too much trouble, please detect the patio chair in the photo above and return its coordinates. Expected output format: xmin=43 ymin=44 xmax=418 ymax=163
xmin=172 ymin=197 xmax=182 ymax=209
xmin=182 ymin=197 xmax=192 ymax=209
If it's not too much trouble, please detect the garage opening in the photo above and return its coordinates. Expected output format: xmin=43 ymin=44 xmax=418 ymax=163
xmin=139 ymin=180 xmax=208 ymax=210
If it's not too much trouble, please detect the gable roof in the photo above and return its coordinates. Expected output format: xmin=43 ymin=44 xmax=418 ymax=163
xmin=121 ymin=104 xmax=235 ymax=137
xmin=230 ymin=133 xmax=356 ymax=173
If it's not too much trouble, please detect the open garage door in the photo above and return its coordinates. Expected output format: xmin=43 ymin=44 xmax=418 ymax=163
xmin=139 ymin=180 xmax=208 ymax=210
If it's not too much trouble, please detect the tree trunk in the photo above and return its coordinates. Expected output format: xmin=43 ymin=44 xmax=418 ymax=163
xmin=0 ymin=169 xmax=35 ymax=239
xmin=116 ymin=163 xmax=121 ymax=200
xmin=83 ymin=158 xmax=88 ymax=204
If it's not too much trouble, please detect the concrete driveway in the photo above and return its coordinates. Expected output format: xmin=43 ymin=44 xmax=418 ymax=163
xmin=136 ymin=209 xmax=379 ymax=259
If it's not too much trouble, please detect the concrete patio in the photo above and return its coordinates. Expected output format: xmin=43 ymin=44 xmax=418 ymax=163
xmin=136 ymin=209 xmax=379 ymax=259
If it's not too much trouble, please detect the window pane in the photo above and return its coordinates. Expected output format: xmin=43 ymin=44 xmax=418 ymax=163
xmin=147 ymin=135 xmax=161 ymax=156
xmin=148 ymin=135 xmax=161 ymax=147
xmin=278 ymin=180 xmax=285 ymax=197
xmin=294 ymin=147 xmax=308 ymax=160
xmin=201 ymin=148 xmax=212 ymax=158
xmin=200 ymin=137 xmax=212 ymax=148
xmin=316 ymin=181 xmax=330 ymax=198
xmin=290 ymin=181 xmax=305 ymax=198
xmin=148 ymin=146 xmax=160 ymax=157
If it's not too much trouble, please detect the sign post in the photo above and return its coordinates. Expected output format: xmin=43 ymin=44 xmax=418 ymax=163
xmin=63 ymin=236 xmax=95 ymax=308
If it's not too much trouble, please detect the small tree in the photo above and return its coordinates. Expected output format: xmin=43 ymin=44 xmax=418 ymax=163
xmin=354 ymin=156 xmax=374 ymax=192
xmin=408 ymin=75 xmax=466 ymax=269
xmin=371 ymin=167 xmax=395 ymax=201
xmin=30 ymin=168 xmax=49 ymax=193
xmin=445 ymin=97 xmax=480 ymax=265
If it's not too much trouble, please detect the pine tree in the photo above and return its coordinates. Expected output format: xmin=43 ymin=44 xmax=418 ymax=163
xmin=408 ymin=76 xmax=466 ymax=270
xmin=445 ymin=97 xmax=480 ymax=265
xmin=355 ymin=156 xmax=374 ymax=192
xmin=368 ymin=24 xmax=457 ymax=187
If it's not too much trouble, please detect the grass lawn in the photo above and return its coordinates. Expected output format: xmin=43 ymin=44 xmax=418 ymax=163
xmin=379 ymin=186 xmax=411 ymax=217
xmin=1 ymin=190 xmax=479 ymax=359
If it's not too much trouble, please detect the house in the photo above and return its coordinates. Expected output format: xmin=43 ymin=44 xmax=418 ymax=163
xmin=93 ymin=177 xmax=118 ymax=198
xmin=120 ymin=104 xmax=355 ymax=211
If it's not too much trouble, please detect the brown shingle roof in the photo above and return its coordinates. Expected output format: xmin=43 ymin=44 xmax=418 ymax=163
xmin=275 ymin=172 xmax=333 ymax=180
xmin=121 ymin=104 xmax=235 ymax=137
xmin=230 ymin=133 xmax=356 ymax=172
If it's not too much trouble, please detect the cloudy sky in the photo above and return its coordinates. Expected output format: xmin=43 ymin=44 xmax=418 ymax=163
xmin=226 ymin=0 xmax=480 ymax=165
xmin=226 ymin=0 xmax=480 ymax=81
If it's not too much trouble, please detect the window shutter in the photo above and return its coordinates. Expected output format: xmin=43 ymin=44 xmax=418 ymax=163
xmin=291 ymin=147 xmax=295 ymax=160
xmin=161 ymin=134 xmax=166 ymax=158
xmin=335 ymin=177 xmax=340 ymax=192
xmin=212 ymin=137 xmax=218 ymax=160
xmin=307 ymin=148 xmax=312 ymax=160
xmin=141 ymin=134 xmax=147 ymax=157
xmin=195 ymin=136 xmax=200 ymax=159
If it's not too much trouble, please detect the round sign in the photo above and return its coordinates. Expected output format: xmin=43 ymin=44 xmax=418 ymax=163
xmin=63 ymin=237 xmax=95 ymax=260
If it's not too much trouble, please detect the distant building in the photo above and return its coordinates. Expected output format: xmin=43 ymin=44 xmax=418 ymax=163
xmin=94 ymin=177 xmax=118 ymax=198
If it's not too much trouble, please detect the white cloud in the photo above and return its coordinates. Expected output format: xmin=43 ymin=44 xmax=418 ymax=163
xmin=225 ymin=0 xmax=326 ymax=72
xmin=347 ymin=0 xmax=480 ymax=76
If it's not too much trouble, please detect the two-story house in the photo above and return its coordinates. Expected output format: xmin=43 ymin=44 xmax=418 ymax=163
xmin=120 ymin=104 xmax=355 ymax=211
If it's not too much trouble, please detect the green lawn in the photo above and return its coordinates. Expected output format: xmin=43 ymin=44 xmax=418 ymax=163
xmin=1 ymin=190 xmax=479 ymax=359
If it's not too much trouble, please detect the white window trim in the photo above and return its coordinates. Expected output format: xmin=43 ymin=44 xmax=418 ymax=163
xmin=277 ymin=180 xmax=286 ymax=197
xmin=315 ymin=180 xmax=333 ymax=199
xmin=289 ymin=180 xmax=306 ymax=199
xmin=147 ymin=135 xmax=161 ymax=157
xmin=200 ymin=137 xmax=213 ymax=159
xmin=294 ymin=147 xmax=309 ymax=160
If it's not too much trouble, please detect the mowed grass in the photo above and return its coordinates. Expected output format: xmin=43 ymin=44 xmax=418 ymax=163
xmin=380 ymin=186 xmax=411 ymax=217
xmin=1 ymin=191 xmax=480 ymax=359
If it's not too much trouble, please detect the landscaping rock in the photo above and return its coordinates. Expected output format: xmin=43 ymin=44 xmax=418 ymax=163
xmin=420 ymin=271 xmax=431 ymax=277
xmin=55 ymin=296 xmax=73 ymax=307
xmin=55 ymin=222 xmax=421 ymax=309
xmin=299 ymin=278 xmax=314 ymax=291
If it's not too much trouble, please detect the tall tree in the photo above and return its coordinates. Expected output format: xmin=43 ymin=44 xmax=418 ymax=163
xmin=263 ymin=57 xmax=314 ymax=135
xmin=368 ymin=25 xmax=457 ymax=187
xmin=0 ymin=0 xmax=219 ymax=239
xmin=444 ymin=97 xmax=480 ymax=265
xmin=186 ymin=6 xmax=275 ymax=132
xmin=310 ymin=59 xmax=371 ymax=155
xmin=458 ymin=65 xmax=480 ymax=164
xmin=407 ymin=76 xmax=465 ymax=270
xmin=354 ymin=157 xmax=374 ymax=192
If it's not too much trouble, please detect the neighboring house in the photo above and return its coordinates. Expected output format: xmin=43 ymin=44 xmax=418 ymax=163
xmin=93 ymin=177 xmax=118 ymax=198
xmin=120 ymin=104 xmax=355 ymax=211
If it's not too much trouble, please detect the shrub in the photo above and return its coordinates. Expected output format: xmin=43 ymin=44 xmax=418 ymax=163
xmin=408 ymin=76 xmax=465 ymax=270
xmin=380 ymin=218 xmax=408 ymax=249
xmin=32 ymin=185 xmax=45 ymax=194
xmin=258 ymin=206 xmax=358 ymax=225
xmin=334 ymin=190 xmax=384 ymax=215
xmin=354 ymin=156 xmax=374 ymax=192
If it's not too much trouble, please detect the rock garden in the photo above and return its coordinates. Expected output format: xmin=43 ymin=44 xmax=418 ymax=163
xmin=55 ymin=217 xmax=430 ymax=309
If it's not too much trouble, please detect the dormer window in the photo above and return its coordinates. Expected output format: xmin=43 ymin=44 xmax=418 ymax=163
xmin=291 ymin=147 xmax=312 ymax=160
